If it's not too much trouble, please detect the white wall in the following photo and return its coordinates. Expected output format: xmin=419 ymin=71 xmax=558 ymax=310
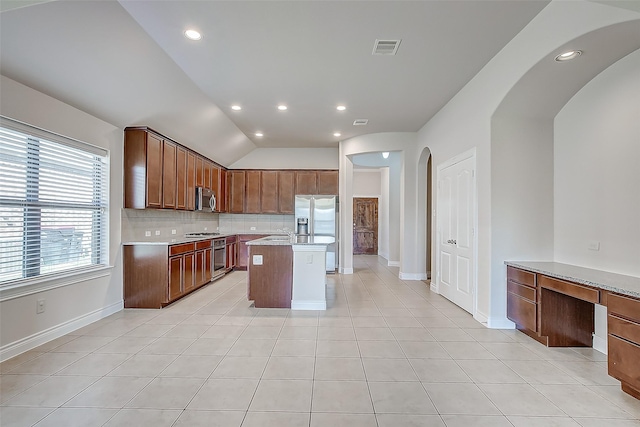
xmin=230 ymin=147 xmax=339 ymax=169
xmin=353 ymin=169 xmax=381 ymax=197
xmin=0 ymin=75 xmax=123 ymax=360
xmin=554 ymin=48 xmax=640 ymax=276
xmin=379 ymin=168 xmax=390 ymax=260
xmin=415 ymin=1 xmax=639 ymax=326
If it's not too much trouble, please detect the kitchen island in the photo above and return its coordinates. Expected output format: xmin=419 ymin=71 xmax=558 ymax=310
xmin=246 ymin=235 xmax=335 ymax=309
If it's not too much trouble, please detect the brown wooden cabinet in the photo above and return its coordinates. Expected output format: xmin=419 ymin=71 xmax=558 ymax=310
xmin=186 ymin=152 xmax=196 ymax=211
xmin=162 ymin=140 xmax=177 ymax=209
xmin=124 ymin=240 xmax=215 ymax=308
xmin=124 ymin=129 xmax=163 ymax=209
xmin=228 ymin=170 xmax=246 ymax=213
xmin=237 ymin=234 xmax=269 ymax=270
xmin=506 ymin=266 xmax=537 ymax=336
xmin=260 ymin=171 xmax=279 ymax=213
xmin=226 ymin=235 xmax=237 ymax=271
xmin=219 ymin=170 xmax=227 ymax=212
xmin=196 ymin=156 xmax=204 ymax=188
xmin=607 ymin=292 xmax=640 ymax=400
xmin=295 ymin=171 xmax=317 ymax=195
xmin=145 ymin=133 xmax=164 ymax=208
xmin=176 ymin=146 xmax=187 ymax=210
xmin=245 ymin=170 xmax=262 ymax=213
xmin=317 ymin=170 xmax=339 ymax=195
xmin=278 ymin=171 xmax=295 ymax=213
xmin=248 ymin=245 xmax=293 ymax=308
xmin=211 ymin=164 xmax=221 ymax=211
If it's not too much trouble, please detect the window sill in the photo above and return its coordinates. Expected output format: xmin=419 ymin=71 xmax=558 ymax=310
xmin=0 ymin=265 xmax=114 ymax=302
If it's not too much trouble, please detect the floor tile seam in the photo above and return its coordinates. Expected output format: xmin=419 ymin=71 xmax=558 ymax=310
xmin=544 ymin=357 xmax=611 ymax=384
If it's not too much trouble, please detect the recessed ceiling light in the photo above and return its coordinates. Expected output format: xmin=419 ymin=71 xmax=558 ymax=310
xmin=255 ymin=132 xmax=263 ymax=137
xmin=277 ymin=105 xmax=288 ymax=111
xmin=336 ymin=105 xmax=346 ymax=111
xmin=184 ymin=29 xmax=202 ymax=41
xmin=231 ymin=105 xmax=242 ymax=111
xmin=554 ymin=50 xmax=582 ymax=62
xmin=382 ymin=152 xmax=390 ymax=159
xmin=333 ymin=132 xmax=341 ymax=137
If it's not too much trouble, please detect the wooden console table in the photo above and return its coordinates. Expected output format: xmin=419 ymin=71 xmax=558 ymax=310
xmin=505 ymin=261 xmax=640 ymax=400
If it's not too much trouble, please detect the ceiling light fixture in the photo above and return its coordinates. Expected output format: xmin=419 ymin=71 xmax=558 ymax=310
xmin=255 ymin=132 xmax=263 ymax=137
xmin=231 ymin=105 xmax=242 ymax=111
xmin=382 ymin=152 xmax=390 ymax=159
xmin=277 ymin=105 xmax=288 ymax=111
xmin=184 ymin=29 xmax=202 ymax=41
xmin=554 ymin=50 xmax=582 ymax=62
xmin=334 ymin=132 xmax=341 ymax=137
xmin=336 ymin=105 xmax=346 ymax=111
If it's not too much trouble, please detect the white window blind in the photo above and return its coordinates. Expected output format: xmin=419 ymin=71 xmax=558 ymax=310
xmin=0 ymin=117 xmax=109 ymax=285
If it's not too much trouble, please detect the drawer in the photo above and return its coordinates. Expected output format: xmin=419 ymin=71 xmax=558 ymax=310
xmin=608 ymin=333 xmax=640 ymax=389
xmin=539 ymin=275 xmax=599 ymax=304
xmin=608 ymin=293 xmax=640 ymax=324
xmin=507 ymin=280 xmax=536 ymax=302
xmin=169 ymin=242 xmax=194 ymax=256
xmin=608 ymin=314 xmax=640 ymax=344
xmin=226 ymin=235 xmax=237 ymax=244
xmin=507 ymin=266 xmax=535 ymax=287
xmin=507 ymin=292 xmax=537 ymax=332
xmin=195 ymin=240 xmax=211 ymax=250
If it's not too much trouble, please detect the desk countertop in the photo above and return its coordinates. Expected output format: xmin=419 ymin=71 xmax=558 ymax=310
xmin=504 ymin=261 xmax=640 ymax=299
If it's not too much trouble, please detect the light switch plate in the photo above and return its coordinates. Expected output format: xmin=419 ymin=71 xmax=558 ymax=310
xmin=155 ymin=230 xmax=161 ymax=236
xmin=145 ymin=231 xmax=151 ymax=237
xmin=588 ymin=241 xmax=600 ymax=251
xmin=253 ymin=255 xmax=263 ymax=265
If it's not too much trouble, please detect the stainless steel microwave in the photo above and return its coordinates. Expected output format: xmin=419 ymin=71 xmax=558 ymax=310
xmin=195 ymin=187 xmax=216 ymax=212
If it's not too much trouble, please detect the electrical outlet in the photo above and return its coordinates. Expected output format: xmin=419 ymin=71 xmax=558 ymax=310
xmin=306 ymin=254 xmax=313 ymax=264
xmin=250 ymin=226 xmax=256 ymax=231
xmin=253 ymin=255 xmax=263 ymax=265
xmin=204 ymin=227 xmax=208 ymax=231
xmin=171 ymin=229 xmax=176 ymax=235
xmin=36 ymin=299 xmax=45 ymax=314
xmin=588 ymin=241 xmax=600 ymax=251
xmin=145 ymin=231 xmax=151 ymax=237
xmin=155 ymin=230 xmax=160 ymax=236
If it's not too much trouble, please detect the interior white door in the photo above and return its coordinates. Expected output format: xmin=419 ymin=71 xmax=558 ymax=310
xmin=437 ymin=155 xmax=475 ymax=313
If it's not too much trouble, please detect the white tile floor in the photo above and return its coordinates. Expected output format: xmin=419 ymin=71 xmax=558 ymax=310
xmin=2 ymin=255 xmax=640 ymax=427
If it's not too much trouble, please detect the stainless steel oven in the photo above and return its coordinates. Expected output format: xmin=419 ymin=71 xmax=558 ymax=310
xmin=213 ymin=238 xmax=226 ymax=278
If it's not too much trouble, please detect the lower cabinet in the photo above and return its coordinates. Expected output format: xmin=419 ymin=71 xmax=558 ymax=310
xmin=124 ymin=240 xmax=213 ymax=309
xmin=226 ymin=235 xmax=237 ymax=271
xmin=607 ymin=292 xmax=640 ymax=399
xmin=506 ymin=266 xmax=538 ymax=336
xmin=237 ymin=234 xmax=269 ymax=270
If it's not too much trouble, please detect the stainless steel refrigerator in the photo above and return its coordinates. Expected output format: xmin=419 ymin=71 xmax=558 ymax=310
xmin=295 ymin=195 xmax=338 ymax=272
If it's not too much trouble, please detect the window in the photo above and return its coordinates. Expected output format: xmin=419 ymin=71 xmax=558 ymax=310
xmin=0 ymin=117 xmax=109 ymax=285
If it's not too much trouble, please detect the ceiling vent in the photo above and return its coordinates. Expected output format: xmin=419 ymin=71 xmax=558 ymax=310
xmin=353 ymin=119 xmax=369 ymax=126
xmin=372 ymin=39 xmax=401 ymax=55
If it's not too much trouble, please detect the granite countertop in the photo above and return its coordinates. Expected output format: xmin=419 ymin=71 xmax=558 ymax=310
xmin=122 ymin=231 xmax=286 ymax=246
xmin=247 ymin=235 xmax=335 ymax=246
xmin=504 ymin=261 xmax=640 ymax=299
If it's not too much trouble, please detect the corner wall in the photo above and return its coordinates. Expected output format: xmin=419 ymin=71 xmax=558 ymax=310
xmin=0 ymin=75 xmax=124 ymax=361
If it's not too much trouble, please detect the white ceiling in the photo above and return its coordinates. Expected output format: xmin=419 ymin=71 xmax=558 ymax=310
xmin=0 ymin=1 xmax=550 ymax=163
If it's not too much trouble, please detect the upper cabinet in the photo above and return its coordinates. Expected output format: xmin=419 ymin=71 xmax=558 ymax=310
xmin=245 ymin=170 xmax=262 ymax=214
xmin=124 ymin=127 xmax=226 ymax=212
xmin=277 ymin=171 xmax=295 ymax=214
xmin=295 ymin=171 xmax=317 ymax=195
xmin=317 ymin=170 xmax=339 ymax=195
xmin=261 ymin=171 xmax=279 ymax=213
xmin=228 ymin=170 xmax=246 ymax=213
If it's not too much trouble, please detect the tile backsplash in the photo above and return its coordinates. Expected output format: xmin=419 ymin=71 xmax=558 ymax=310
xmin=121 ymin=209 xmax=220 ymax=242
xmin=121 ymin=209 xmax=295 ymax=242
xmin=219 ymin=214 xmax=295 ymax=234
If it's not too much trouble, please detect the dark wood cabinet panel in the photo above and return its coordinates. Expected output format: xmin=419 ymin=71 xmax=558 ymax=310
xmin=169 ymin=256 xmax=183 ymax=301
xmin=219 ymin=170 xmax=227 ymax=212
xmin=278 ymin=171 xmax=295 ymax=214
xmin=186 ymin=152 xmax=196 ymax=211
xmin=145 ymin=132 xmax=163 ymax=208
xmin=211 ymin=164 xmax=221 ymax=211
xmin=162 ymin=140 xmax=177 ymax=209
xmin=184 ymin=252 xmax=194 ymax=293
xmin=237 ymin=234 xmax=268 ymax=270
xmin=260 ymin=171 xmax=279 ymax=213
xmin=176 ymin=146 xmax=187 ymax=210
xmin=204 ymin=160 xmax=212 ymax=191
xmin=196 ymin=156 xmax=204 ymax=188
xmin=245 ymin=170 xmax=261 ymax=213
xmin=608 ymin=334 xmax=640 ymax=399
xmin=295 ymin=171 xmax=317 ymax=195
xmin=248 ymin=245 xmax=293 ymax=308
xmin=317 ymin=170 xmax=339 ymax=195
xmin=228 ymin=170 xmax=246 ymax=213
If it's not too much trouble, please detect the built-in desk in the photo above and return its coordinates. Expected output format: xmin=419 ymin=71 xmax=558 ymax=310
xmin=505 ymin=261 xmax=640 ymax=400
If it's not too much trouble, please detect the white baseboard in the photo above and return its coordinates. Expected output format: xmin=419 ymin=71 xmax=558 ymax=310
xmin=592 ymin=334 xmax=607 ymax=355
xmin=473 ymin=311 xmax=489 ymax=325
xmin=291 ymin=300 xmax=327 ymax=310
xmin=430 ymin=282 xmax=438 ymax=293
xmin=399 ymin=272 xmax=428 ymax=280
xmin=388 ymin=261 xmax=400 ymax=267
xmin=0 ymin=300 xmax=123 ymax=362
xmin=486 ymin=316 xmax=516 ymax=329
xmin=339 ymin=267 xmax=353 ymax=274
